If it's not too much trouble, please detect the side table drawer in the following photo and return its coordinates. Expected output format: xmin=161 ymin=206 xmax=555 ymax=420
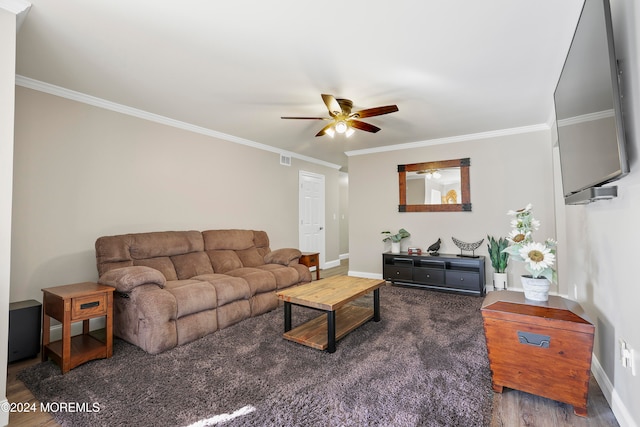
xmin=301 ymin=254 xmax=317 ymax=265
xmin=72 ymin=294 xmax=107 ymax=320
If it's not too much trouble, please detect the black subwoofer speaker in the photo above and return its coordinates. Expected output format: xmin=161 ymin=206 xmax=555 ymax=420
xmin=8 ymin=300 xmax=42 ymax=363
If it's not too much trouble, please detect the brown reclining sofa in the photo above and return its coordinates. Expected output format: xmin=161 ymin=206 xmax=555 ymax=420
xmin=95 ymin=229 xmax=311 ymax=354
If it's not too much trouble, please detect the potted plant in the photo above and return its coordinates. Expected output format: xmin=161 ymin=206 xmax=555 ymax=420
xmin=382 ymin=228 xmax=411 ymax=254
xmin=487 ymin=235 xmax=509 ymax=290
xmin=502 ymin=204 xmax=557 ymax=301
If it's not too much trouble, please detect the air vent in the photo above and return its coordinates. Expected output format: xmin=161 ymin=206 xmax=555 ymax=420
xmin=280 ymin=154 xmax=291 ymax=166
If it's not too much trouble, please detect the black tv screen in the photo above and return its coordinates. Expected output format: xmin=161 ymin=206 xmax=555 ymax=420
xmin=554 ymin=0 xmax=629 ymax=205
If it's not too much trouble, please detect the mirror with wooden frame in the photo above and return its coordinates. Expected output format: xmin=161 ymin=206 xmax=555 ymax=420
xmin=398 ymin=158 xmax=471 ymax=212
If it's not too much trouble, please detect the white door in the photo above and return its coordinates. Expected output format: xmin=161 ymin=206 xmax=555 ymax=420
xmin=299 ymin=171 xmax=325 ymax=270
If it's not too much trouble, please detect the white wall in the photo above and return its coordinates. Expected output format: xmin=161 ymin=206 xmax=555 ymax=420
xmin=11 ymin=87 xmax=342 ymax=303
xmin=0 ymin=7 xmax=17 ymax=427
xmin=560 ymin=0 xmax=640 ymax=425
xmin=346 ymin=2 xmax=640 ymax=423
xmin=347 ymin=129 xmax=557 ymax=291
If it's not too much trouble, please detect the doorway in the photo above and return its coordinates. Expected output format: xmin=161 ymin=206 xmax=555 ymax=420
xmin=299 ymin=171 xmax=325 ymax=271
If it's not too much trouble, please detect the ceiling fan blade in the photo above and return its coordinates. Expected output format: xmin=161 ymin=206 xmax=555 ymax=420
xmin=281 ymin=116 xmax=329 ymax=120
xmin=315 ymin=122 xmax=335 ymax=137
xmin=321 ymin=94 xmax=342 ymax=117
xmin=351 ymin=105 xmax=399 ymax=119
xmin=349 ymin=120 xmax=381 ymax=133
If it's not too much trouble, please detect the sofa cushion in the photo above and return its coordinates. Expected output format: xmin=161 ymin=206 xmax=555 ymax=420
xmin=176 ymin=311 xmax=218 ymax=346
xmin=98 ymin=266 xmax=166 ymax=293
xmin=249 ymin=292 xmax=278 ymax=316
xmin=133 ymin=257 xmax=178 ymax=281
xmin=193 ymin=274 xmax=251 ymax=306
xmin=253 ymin=230 xmax=269 ymax=248
xmin=164 ymin=280 xmax=217 ymax=318
xmin=171 ymin=252 xmax=214 ymax=279
xmin=256 ymin=264 xmax=300 ymax=289
xmin=264 ymin=248 xmax=302 ymax=266
xmin=207 ymin=250 xmax=242 ymax=273
xmin=129 ymin=231 xmax=204 ymax=258
xmin=236 ymin=247 xmax=265 ymax=267
xmin=225 ymin=267 xmax=277 ymax=295
xmin=203 ymin=229 xmax=255 ymax=251
xmin=216 ymin=300 xmax=251 ymax=330
xmin=290 ymin=263 xmax=313 ymax=283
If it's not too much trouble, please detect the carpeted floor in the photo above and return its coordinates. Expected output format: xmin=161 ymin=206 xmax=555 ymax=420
xmin=19 ymin=285 xmax=493 ymax=427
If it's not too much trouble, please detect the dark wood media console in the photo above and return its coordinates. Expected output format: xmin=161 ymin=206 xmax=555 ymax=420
xmin=382 ymin=252 xmax=486 ymax=296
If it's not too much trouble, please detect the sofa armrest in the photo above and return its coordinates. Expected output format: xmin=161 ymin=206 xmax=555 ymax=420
xmin=98 ymin=266 xmax=166 ymax=293
xmin=264 ymin=248 xmax=302 ymax=266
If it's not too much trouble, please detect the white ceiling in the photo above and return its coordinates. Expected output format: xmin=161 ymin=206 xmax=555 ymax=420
xmin=15 ymin=0 xmax=585 ymax=170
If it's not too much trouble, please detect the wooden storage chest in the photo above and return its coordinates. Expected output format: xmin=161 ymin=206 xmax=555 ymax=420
xmin=481 ymin=291 xmax=595 ymax=417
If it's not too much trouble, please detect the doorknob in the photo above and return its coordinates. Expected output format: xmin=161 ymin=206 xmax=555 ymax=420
xmin=319 ymin=227 xmax=324 ymax=230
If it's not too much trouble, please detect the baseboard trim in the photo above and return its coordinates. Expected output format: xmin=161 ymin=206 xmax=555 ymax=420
xmin=0 ymin=398 xmax=8 ymax=426
xmin=323 ymin=259 xmax=341 ymax=270
xmin=348 ymin=271 xmax=383 ymax=280
xmin=592 ymin=354 xmax=638 ymax=427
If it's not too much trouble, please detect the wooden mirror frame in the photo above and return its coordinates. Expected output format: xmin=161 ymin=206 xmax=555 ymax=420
xmin=398 ymin=158 xmax=471 ymax=212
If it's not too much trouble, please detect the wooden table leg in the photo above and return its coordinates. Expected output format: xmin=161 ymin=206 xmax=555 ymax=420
xmin=106 ymin=291 xmax=113 ymax=357
xmin=573 ymin=405 xmax=588 ymax=417
xmin=61 ymin=300 xmax=72 ymax=373
xmin=41 ymin=312 xmax=50 ymax=362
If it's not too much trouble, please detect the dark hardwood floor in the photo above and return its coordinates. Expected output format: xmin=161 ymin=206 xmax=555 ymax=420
xmin=6 ymin=259 xmax=619 ymax=426
xmin=322 ymin=259 xmax=619 ymax=427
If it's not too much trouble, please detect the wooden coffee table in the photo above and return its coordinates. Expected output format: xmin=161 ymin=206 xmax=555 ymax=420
xmin=276 ymin=276 xmax=384 ymax=353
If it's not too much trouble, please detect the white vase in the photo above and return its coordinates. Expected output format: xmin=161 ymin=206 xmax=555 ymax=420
xmin=391 ymin=241 xmax=401 ymax=254
xmin=493 ymin=272 xmax=507 ymax=290
xmin=520 ymin=275 xmax=551 ymax=301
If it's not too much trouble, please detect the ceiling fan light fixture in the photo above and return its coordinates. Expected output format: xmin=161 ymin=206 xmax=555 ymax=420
xmin=335 ymin=120 xmax=348 ymax=134
xmin=281 ymin=94 xmax=398 ymax=138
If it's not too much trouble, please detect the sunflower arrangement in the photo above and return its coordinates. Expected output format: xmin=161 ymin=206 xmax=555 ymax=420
xmin=502 ymin=204 xmax=557 ymax=283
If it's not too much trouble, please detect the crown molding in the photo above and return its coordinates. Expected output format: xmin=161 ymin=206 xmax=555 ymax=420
xmin=15 ymin=75 xmax=341 ymax=171
xmin=0 ymin=0 xmax=30 ymax=14
xmin=0 ymin=0 xmax=30 ymax=31
xmin=557 ymin=109 xmax=614 ymax=127
xmin=345 ymin=123 xmax=551 ymax=157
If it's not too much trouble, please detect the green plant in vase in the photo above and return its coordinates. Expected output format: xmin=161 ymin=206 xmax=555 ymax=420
xmin=487 ymin=236 xmax=509 ymax=273
xmin=487 ymin=235 xmax=509 ymax=290
xmin=382 ymin=228 xmax=411 ymax=254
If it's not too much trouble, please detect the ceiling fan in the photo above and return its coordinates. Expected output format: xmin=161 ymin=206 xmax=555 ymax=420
xmin=281 ymin=94 xmax=399 ymax=137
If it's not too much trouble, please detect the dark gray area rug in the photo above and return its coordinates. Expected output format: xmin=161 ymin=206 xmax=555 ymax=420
xmin=19 ymin=285 xmax=493 ymax=427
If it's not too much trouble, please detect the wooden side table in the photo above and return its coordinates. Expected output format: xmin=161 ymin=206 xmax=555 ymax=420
xmin=299 ymin=252 xmax=320 ymax=280
xmin=42 ymin=282 xmax=115 ymax=373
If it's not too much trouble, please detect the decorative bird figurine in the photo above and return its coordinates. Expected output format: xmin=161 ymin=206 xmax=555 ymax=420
xmin=427 ymin=238 xmax=441 ymax=256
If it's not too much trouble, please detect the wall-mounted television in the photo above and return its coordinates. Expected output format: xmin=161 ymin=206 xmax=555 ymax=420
xmin=554 ymin=0 xmax=629 ymax=205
